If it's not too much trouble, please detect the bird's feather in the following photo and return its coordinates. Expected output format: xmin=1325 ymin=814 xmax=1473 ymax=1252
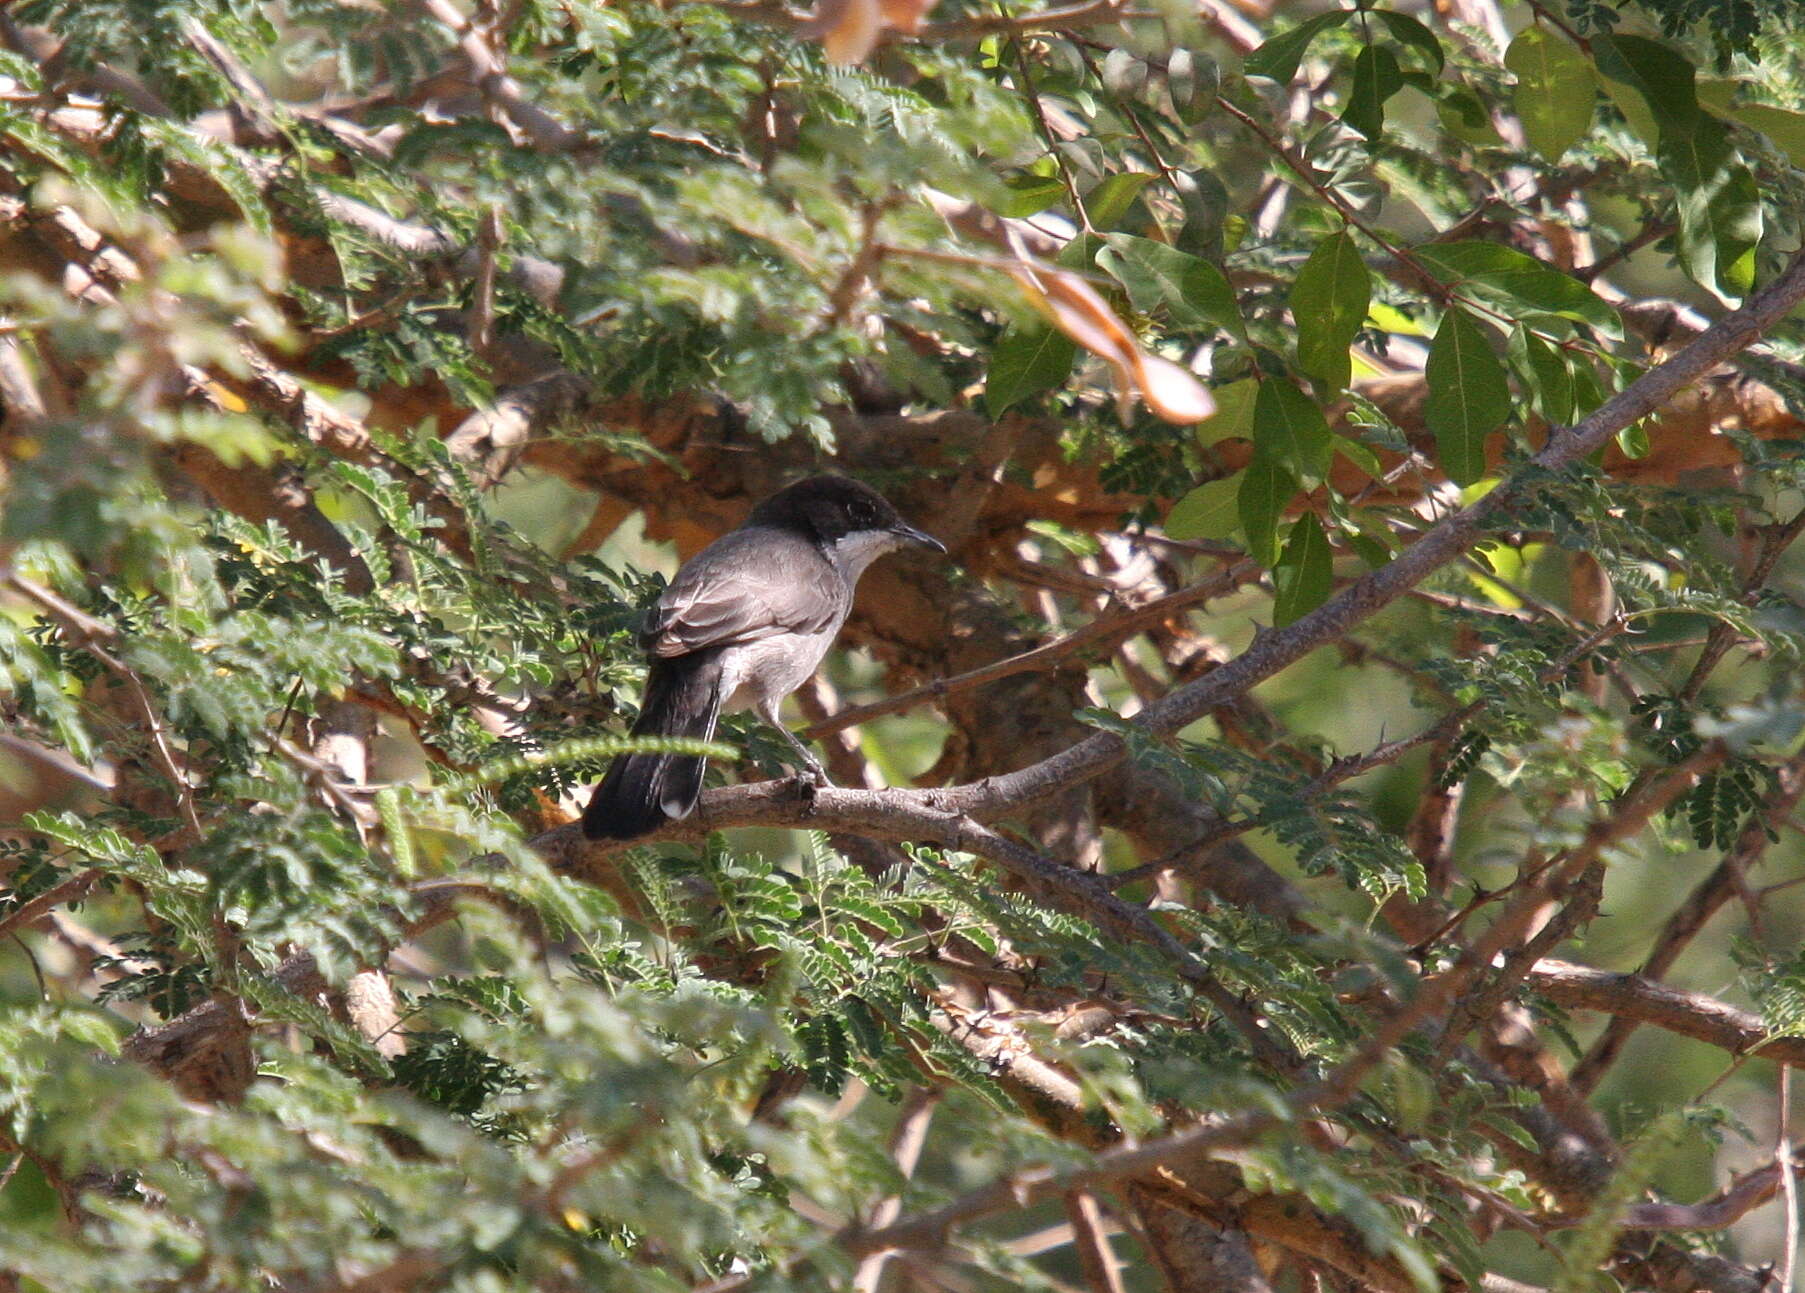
xmin=581 ymin=649 xmax=724 ymax=839
xmin=643 ymin=527 xmax=848 ymax=658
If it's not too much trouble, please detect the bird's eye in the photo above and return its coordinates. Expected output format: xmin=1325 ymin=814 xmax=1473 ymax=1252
xmin=851 ymin=501 xmax=877 ymax=526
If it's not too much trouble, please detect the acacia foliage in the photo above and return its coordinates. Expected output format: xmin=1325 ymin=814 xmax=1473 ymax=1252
xmin=2 ymin=0 xmax=1805 ymax=1290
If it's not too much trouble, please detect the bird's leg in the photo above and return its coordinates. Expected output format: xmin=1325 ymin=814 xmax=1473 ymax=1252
xmin=757 ymin=700 xmax=835 ymax=788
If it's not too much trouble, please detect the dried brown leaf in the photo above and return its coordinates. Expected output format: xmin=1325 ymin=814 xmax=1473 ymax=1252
xmin=1011 ymin=264 xmax=1215 ymax=425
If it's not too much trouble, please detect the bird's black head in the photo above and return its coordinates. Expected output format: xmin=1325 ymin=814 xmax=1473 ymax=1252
xmin=750 ymin=475 xmax=946 ymax=555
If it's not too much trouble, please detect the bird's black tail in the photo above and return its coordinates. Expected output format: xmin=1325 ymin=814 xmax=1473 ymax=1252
xmin=582 ymin=652 xmax=725 ymax=840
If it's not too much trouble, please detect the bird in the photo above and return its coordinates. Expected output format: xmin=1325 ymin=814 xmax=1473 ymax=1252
xmin=581 ymin=474 xmax=946 ymax=841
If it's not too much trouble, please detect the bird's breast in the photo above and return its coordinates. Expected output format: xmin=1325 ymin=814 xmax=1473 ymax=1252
xmin=718 ymin=625 xmax=843 ymax=713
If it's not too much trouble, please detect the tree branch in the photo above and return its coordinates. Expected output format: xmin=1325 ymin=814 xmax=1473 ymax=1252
xmin=1528 ymin=958 xmax=1805 ymax=1066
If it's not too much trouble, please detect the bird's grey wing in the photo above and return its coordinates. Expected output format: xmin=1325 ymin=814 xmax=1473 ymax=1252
xmin=643 ymin=528 xmax=846 ymax=658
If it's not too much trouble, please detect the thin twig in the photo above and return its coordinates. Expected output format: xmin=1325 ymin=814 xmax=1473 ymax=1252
xmin=1013 ymin=35 xmax=1090 ymax=231
xmin=3 ymin=569 xmax=205 ymax=840
xmin=1679 ymin=505 xmax=1805 ymax=703
xmin=0 ymin=869 xmax=101 ymax=943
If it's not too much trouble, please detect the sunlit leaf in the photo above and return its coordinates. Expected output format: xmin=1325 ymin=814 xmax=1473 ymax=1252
xmin=1085 ymin=172 xmax=1156 ymax=229
xmin=991 ymin=172 xmax=1066 ymax=217
xmin=1195 ymin=377 xmax=1259 ymax=447
xmin=1166 ymin=475 xmax=1242 ymax=541
xmin=1505 ymin=27 xmax=1596 ymax=162
xmin=1660 ymin=117 xmax=1763 ymax=302
xmin=1098 ymin=234 xmax=1245 ymax=336
xmin=1412 ymin=242 xmax=1621 ymax=339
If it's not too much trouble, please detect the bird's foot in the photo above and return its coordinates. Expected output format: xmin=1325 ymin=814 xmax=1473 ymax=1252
xmin=790 ymin=753 xmax=834 ymax=792
xmin=787 ymin=770 xmax=821 ymax=815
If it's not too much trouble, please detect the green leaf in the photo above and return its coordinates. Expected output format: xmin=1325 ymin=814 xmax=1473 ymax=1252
xmin=1411 ymin=242 xmax=1621 ymax=339
xmin=1195 ymin=377 xmax=1258 ymax=447
xmin=144 ymin=120 xmax=275 ymax=236
xmin=1424 ymin=307 xmax=1510 ymax=487
xmin=1570 ymin=360 xmax=1609 ymax=420
xmin=1244 ymin=10 xmax=1352 ymax=84
xmin=1660 ymin=117 xmax=1763 ymax=302
xmin=985 ymin=325 xmax=1075 ymax=416
xmin=1174 ymin=167 xmax=1229 ymax=259
xmin=1428 ymin=1216 xmax=1488 ymax=1293
xmin=1097 ymin=234 xmax=1245 ymax=336
xmin=1374 ymin=10 xmax=1444 ymax=74
xmin=1343 ymin=45 xmax=1403 ymax=141
xmin=61 ymin=1010 xmax=122 ymax=1056
xmin=991 ymin=172 xmax=1066 ymax=217
xmin=1166 ymin=476 xmax=1243 ymax=541
xmin=1725 ymin=102 xmax=1805 ymax=167
xmin=0 ymin=111 xmax=108 ymax=195
xmin=1238 ymin=457 xmax=1294 ymax=566
xmin=1599 ymin=76 xmax=1662 ymax=149
xmin=1594 ymin=34 xmax=1701 ymax=134
xmin=1101 ymin=48 xmax=1148 ymax=97
xmin=1253 ymin=380 xmax=1333 ymax=486
xmin=22 ymin=810 xmax=165 ymax=881
xmin=1058 ymin=231 xmax=1106 ymax=270
xmin=1085 ymin=172 xmax=1156 ymax=229
xmin=1616 ymin=420 xmax=1651 ymax=459
xmin=1349 ymin=532 xmax=1394 ymax=568
xmin=1330 ymin=433 xmax=1385 ymax=481
xmin=1166 ymin=49 xmax=1219 ymax=122
xmin=1438 ymin=86 xmax=1502 ymax=145
xmin=1505 ymin=27 xmax=1596 ymax=162
xmin=1273 ymin=513 xmax=1333 ymax=626
xmin=1508 ymin=325 xmax=1576 ymax=425
xmin=1290 ymin=230 xmax=1370 ymax=389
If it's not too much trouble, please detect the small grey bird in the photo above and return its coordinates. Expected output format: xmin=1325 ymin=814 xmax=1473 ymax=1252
xmin=582 ymin=475 xmax=945 ymax=840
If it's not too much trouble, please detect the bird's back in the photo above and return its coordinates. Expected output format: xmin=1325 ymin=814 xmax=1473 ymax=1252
xmin=642 ymin=524 xmax=849 ymax=659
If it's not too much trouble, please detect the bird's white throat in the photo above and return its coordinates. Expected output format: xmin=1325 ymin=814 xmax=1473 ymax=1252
xmin=828 ymin=529 xmax=908 ymax=579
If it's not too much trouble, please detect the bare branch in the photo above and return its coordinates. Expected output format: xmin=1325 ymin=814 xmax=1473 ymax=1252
xmin=1065 ymin=1190 xmax=1128 ymax=1293
xmin=415 ymin=0 xmax=581 ymax=150
xmin=443 ymin=371 xmax=593 ymax=488
xmin=1528 ymin=958 xmax=1805 ymax=1066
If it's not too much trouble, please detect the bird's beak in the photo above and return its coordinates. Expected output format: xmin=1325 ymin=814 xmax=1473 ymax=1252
xmin=892 ymin=522 xmax=947 ymax=554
